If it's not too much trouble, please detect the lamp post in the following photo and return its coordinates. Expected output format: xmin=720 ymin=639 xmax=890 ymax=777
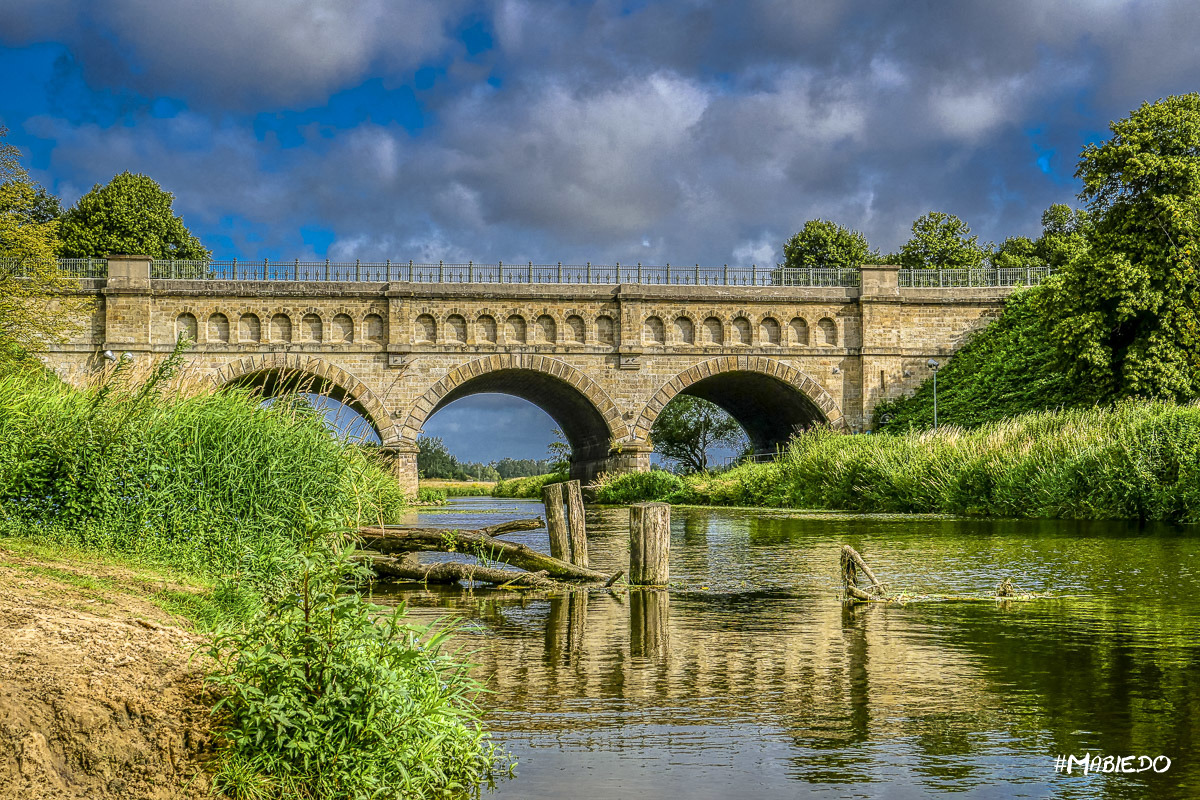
xmin=927 ymin=358 xmax=940 ymax=429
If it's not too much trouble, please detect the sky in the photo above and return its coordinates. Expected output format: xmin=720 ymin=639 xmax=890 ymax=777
xmin=4 ymin=0 xmax=1200 ymax=462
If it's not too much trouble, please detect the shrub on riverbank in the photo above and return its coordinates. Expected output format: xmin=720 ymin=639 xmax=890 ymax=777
xmin=594 ymin=402 xmax=1200 ymax=522
xmin=207 ymin=534 xmax=503 ymax=800
xmin=491 ymin=471 xmax=568 ymax=498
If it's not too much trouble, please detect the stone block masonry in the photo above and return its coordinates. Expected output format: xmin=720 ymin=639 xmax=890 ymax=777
xmin=42 ymin=259 xmax=1013 ymax=494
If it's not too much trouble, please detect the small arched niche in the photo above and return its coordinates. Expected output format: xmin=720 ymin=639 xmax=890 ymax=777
xmin=175 ymin=313 xmax=197 ymax=342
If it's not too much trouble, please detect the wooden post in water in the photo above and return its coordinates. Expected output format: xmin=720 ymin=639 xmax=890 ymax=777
xmin=564 ymin=479 xmax=588 ymax=568
xmin=629 ymin=502 xmax=670 ymax=586
xmin=541 ymin=482 xmax=570 ymax=562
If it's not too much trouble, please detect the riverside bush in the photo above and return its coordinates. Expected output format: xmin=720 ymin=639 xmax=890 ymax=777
xmin=206 ymin=533 xmax=503 ymax=800
xmin=491 ymin=471 xmax=568 ymax=498
xmin=600 ymin=403 xmax=1200 ymax=522
xmin=593 ymin=469 xmax=688 ymax=504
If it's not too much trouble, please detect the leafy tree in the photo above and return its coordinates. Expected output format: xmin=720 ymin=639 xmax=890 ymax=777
xmin=0 ymin=127 xmax=86 ymax=369
xmin=898 ymin=212 xmax=986 ymax=269
xmin=546 ymin=428 xmax=571 ymax=473
xmin=650 ymin=395 xmax=747 ymax=473
xmin=1041 ymin=93 xmax=1200 ymax=401
xmin=417 ymin=436 xmax=460 ymax=479
xmin=782 ymin=219 xmax=874 ymax=269
xmin=991 ymin=235 xmax=1041 ymax=269
xmin=59 ymin=171 xmax=209 ymax=259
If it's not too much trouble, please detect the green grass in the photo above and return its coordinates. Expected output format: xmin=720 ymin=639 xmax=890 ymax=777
xmin=491 ymin=471 xmax=569 ymax=498
xmin=593 ymin=402 xmax=1200 ymax=522
xmin=0 ymin=350 xmax=508 ymax=798
xmin=874 ymin=285 xmax=1089 ymax=430
xmin=0 ymin=352 xmax=408 ymax=591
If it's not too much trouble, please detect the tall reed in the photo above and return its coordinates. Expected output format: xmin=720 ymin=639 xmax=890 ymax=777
xmin=0 ymin=348 xmax=408 ymax=586
xmin=593 ymin=402 xmax=1200 ymax=522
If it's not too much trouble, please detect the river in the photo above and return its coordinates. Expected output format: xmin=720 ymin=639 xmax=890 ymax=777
xmin=374 ymin=497 xmax=1199 ymax=799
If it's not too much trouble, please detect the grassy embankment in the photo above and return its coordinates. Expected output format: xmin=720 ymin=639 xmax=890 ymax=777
xmin=594 ymin=402 xmax=1200 ymax=522
xmin=598 ymin=286 xmax=1200 ymax=523
xmin=0 ymin=351 xmax=506 ymax=799
xmin=491 ymin=471 xmax=568 ymax=499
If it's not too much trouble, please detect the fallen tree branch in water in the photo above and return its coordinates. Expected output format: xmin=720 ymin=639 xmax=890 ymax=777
xmin=356 ymin=517 xmax=613 ymax=584
xmin=361 ymin=555 xmax=560 ymax=589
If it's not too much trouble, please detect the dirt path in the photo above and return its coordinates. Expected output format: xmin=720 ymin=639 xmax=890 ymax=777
xmin=0 ymin=545 xmax=217 ymax=799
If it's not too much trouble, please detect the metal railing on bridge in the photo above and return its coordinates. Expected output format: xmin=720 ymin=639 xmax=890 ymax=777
xmin=898 ymin=266 xmax=1054 ymax=288
xmin=2 ymin=258 xmax=108 ymax=278
xmin=149 ymin=259 xmax=864 ymax=287
xmin=10 ymin=258 xmax=1056 ymax=289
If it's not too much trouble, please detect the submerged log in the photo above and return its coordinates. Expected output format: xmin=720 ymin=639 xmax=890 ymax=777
xmin=362 ymin=555 xmax=559 ymax=588
xmin=357 ymin=517 xmax=612 ymax=583
xmin=840 ymin=545 xmax=890 ymax=602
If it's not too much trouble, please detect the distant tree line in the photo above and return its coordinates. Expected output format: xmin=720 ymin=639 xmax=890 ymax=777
xmin=416 ymin=436 xmax=559 ymax=481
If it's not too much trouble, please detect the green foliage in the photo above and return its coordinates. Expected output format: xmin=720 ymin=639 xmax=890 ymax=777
xmin=592 ymin=470 xmax=688 ymax=505
xmin=490 ymin=472 xmax=569 ymax=498
xmin=206 ymin=534 xmax=502 ymax=800
xmin=650 ymin=395 xmax=747 ymax=473
xmin=609 ymin=405 xmax=1200 ymax=522
xmin=873 ymin=286 xmax=1087 ymax=429
xmin=899 ymin=211 xmax=986 ymax=269
xmin=0 ymin=343 xmax=408 ymax=588
xmin=1042 ymin=93 xmax=1200 ymax=402
xmin=59 ymin=171 xmax=209 ymax=259
xmin=782 ymin=219 xmax=874 ymax=269
xmin=416 ymin=435 xmax=549 ymax=481
xmin=0 ymin=127 xmax=88 ymax=370
xmin=417 ymin=487 xmax=447 ymax=504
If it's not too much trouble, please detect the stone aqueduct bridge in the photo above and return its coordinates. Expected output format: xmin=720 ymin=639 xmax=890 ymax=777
xmin=47 ymin=255 xmax=1033 ymax=493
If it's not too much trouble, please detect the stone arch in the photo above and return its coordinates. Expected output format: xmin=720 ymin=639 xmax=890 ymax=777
xmin=535 ymin=314 xmax=557 ymax=344
xmin=207 ymin=313 xmax=230 ymax=344
xmin=414 ymin=314 xmax=436 ymax=344
xmin=643 ymin=315 xmax=665 ymax=346
xmin=596 ymin=315 xmax=616 ymax=346
xmin=817 ymin=317 xmax=838 ymax=346
xmin=238 ymin=313 xmax=262 ymax=343
xmin=363 ymin=313 xmax=385 ymax=344
xmin=673 ymin=315 xmax=695 ymax=345
xmin=213 ymin=353 xmax=399 ymax=444
xmin=789 ymin=317 xmax=809 ymax=346
xmin=399 ymin=354 xmax=628 ymax=482
xmin=331 ymin=313 xmax=354 ymax=343
xmin=270 ymin=313 xmax=292 ymax=343
xmin=506 ymin=314 xmax=527 ymax=344
xmin=475 ymin=314 xmax=498 ymax=344
xmin=446 ymin=314 xmax=468 ymax=344
xmin=300 ymin=312 xmax=323 ymax=343
xmin=701 ymin=316 xmax=723 ymax=345
xmin=731 ymin=316 xmax=751 ymax=346
xmin=565 ymin=314 xmax=586 ymax=344
xmin=175 ymin=312 xmax=198 ymax=342
xmin=760 ymin=316 xmax=781 ymax=346
xmin=633 ymin=356 xmax=845 ymax=454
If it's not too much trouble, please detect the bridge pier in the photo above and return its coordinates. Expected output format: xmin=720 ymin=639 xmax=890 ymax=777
xmin=378 ymin=440 xmax=420 ymax=499
xmin=568 ymin=440 xmax=652 ymax=485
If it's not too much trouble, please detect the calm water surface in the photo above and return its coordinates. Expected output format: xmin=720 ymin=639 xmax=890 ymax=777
xmin=374 ymin=498 xmax=1200 ymax=800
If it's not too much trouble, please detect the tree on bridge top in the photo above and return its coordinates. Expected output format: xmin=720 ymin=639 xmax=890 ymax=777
xmin=898 ymin=211 xmax=987 ymax=270
xmin=59 ymin=171 xmax=210 ymax=261
xmin=781 ymin=219 xmax=875 ymax=270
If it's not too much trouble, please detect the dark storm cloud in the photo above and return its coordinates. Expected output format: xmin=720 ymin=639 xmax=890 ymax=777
xmin=7 ymin=0 xmax=1200 ymax=262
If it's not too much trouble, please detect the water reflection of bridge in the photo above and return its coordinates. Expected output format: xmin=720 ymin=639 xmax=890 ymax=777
xmin=392 ymin=586 xmax=996 ymax=746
